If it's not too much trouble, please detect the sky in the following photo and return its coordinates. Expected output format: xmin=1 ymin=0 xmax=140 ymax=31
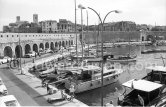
xmin=0 ymin=0 xmax=166 ymax=31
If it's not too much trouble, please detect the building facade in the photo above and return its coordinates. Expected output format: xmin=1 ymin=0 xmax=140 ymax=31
xmin=0 ymin=33 xmax=80 ymax=58
xmin=41 ymin=20 xmax=58 ymax=33
xmin=58 ymin=19 xmax=75 ymax=32
xmin=103 ymin=21 xmax=137 ymax=31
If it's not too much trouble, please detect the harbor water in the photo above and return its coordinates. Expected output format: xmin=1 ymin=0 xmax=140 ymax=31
xmin=76 ymin=45 xmax=166 ymax=106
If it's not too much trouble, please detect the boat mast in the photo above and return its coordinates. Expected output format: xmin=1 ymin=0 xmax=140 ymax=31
xmin=86 ymin=10 xmax=89 ymax=56
xmin=74 ymin=0 xmax=78 ymax=64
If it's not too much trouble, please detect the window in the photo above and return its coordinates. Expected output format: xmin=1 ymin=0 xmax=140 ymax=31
xmin=17 ymin=35 xmax=18 ymax=37
xmin=1 ymin=35 xmax=3 ymax=37
xmin=7 ymin=35 xmax=8 ymax=37
xmin=12 ymin=35 xmax=14 ymax=37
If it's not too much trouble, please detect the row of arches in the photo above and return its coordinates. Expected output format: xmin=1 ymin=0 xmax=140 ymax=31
xmin=4 ymin=40 xmax=74 ymax=58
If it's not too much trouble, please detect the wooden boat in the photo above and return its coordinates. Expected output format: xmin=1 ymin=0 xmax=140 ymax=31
xmin=64 ymin=65 xmax=123 ymax=93
xmin=117 ymin=79 xmax=166 ymax=106
xmin=141 ymin=49 xmax=166 ymax=54
xmin=144 ymin=66 xmax=166 ymax=84
xmin=105 ymin=54 xmax=137 ymax=63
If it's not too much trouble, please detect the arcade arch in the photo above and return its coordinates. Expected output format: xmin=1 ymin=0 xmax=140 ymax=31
xmin=25 ymin=44 xmax=31 ymax=54
xmin=50 ymin=42 xmax=54 ymax=50
xmin=15 ymin=45 xmax=23 ymax=58
xmin=45 ymin=42 xmax=49 ymax=49
xmin=33 ymin=44 xmax=38 ymax=53
xmin=4 ymin=46 xmax=12 ymax=57
xmin=39 ymin=43 xmax=44 ymax=50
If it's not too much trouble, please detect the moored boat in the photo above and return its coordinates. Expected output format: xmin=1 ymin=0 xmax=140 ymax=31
xmin=104 ymin=54 xmax=137 ymax=63
xmin=144 ymin=66 xmax=166 ymax=84
xmin=64 ymin=65 xmax=123 ymax=93
xmin=117 ymin=79 xmax=166 ymax=106
xmin=141 ymin=49 xmax=166 ymax=54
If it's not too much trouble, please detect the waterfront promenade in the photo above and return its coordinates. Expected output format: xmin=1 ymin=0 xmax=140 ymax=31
xmin=0 ymin=47 xmax=90 ymax=106
xmin=0 ymin=58 xmax=88 ymax=106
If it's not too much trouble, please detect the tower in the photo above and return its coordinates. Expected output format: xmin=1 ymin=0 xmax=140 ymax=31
xmin=33 ymin=14 xmax=38 ymax=23
xmin=16 ymin=16 xmax=20 ymax=22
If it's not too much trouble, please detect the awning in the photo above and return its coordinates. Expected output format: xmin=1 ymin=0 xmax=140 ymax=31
xmin=122 ymin=79 xmax=163 ymax=92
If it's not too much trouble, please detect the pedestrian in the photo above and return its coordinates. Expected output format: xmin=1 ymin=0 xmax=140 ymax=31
xmin=69 ymin=84 xmax=75 ymax=97
xmin=105 ymin=100 xmax=114 ymax=107
xmin=47 ymin=84 xmax=50 ymax=94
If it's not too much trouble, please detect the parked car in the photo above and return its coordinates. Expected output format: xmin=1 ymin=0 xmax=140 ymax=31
xmin=24 ymin=51 xmax=37 ymax=58
xmin=0 ymin=95 xmax=20 ymax=107
xmin=0 ymin=77 xmax=8 ymax=96
xmin=45 ymin=49 xmax=54 ymax=53
xmin=0 ymin=56 xmax=13 ymax=64
xmin=39 ymin=49 xmax=45 ymax=55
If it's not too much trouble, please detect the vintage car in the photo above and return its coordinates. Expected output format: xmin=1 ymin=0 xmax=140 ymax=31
xmin=0 ymin=95 xmax=20 ymax=107
xmin=0 ymin=77 xmax=8 ymax=96
xmin=0 ymin=56 xmax=14 ymax=64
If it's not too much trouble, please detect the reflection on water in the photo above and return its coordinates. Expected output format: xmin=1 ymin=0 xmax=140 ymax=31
xmin=76 ymin=45 xmax=166 ymax=106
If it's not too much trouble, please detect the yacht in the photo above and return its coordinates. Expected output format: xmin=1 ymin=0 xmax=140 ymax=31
xmin=65 ymin=65 xmax=123 ymax=93
xmin=117 ymin=79 xmax=166 ymax=106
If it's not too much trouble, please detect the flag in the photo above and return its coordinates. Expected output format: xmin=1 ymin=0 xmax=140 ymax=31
xmin=138 ymin=94 xmax=144 ymax=106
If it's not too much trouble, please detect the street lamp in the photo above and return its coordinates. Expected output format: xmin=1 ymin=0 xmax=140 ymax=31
xmin=18 ymin=33 xmax=23 ymax=74
xmin=88 ymin=7 xmax=121 ymax=106
xmin=78 ymin=4 xmax=86 ymax=61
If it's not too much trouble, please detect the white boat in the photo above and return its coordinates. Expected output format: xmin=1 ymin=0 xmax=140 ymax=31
xmin=118 ymin=79 xmax=166 ymax=106
xmin=65 ymin=65 xmax=123 ymax=93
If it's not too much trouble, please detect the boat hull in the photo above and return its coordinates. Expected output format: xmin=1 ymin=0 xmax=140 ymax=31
xmin=65 ymin=74 xmax=120 ymax=93
xmin=107 ymin=59 xmax=137 ymax=63
xmin=141 ymin=49 xmax=166 ymax=54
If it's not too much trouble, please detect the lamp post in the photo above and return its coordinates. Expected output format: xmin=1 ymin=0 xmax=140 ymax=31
xmin=88 ymin=7 xmax=121 ymax=106
xmin=78 ymin=4 xmax=86 ymax=61
xmin=18 ymin=33 xmax=23 ymax=74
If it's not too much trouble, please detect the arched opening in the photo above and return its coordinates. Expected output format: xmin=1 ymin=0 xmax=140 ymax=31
xmin=25 ymin=44 xmax=31 ymax=54
xmin=71 ymin=40 xmax=73 ymax=45
xmin=69 ymin=41 xmax=71 ymax=46
xmin=66 ymin=41 xmax=68 ymax=46
xmin=50 ymin=42 xmax=54 ymax=51
xmin=142 ymin=36 xmax=144 ymax=41
xmin=39 ymin=43 xmax=44 ymax=50
xmin=55 ymin=42 xmax=58 ymax=48
xmin=45 ymin=42 xmax=49 ymax=49
xmin=15 ymin=45 xmax=22 ymax=58
xmin=62 ymin=41 xmax=65 ymax=48
xmin=4 ymin=46 xmax=12 ymax=57
xmin=33 ymin=44 xmax=38 ymax=53
xmin=59 ymin=41 xmax=61 ymax=48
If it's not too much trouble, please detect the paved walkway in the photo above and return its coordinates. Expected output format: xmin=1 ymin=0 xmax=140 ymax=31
xmin=12 ymin=68 xmax=88 ymax=106
xmin=1 ymin=48 xmax=89 ymax=106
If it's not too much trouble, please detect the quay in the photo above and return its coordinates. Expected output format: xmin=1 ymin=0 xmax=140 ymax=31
xmin=0 ymin=52 xmax=89 ymax=106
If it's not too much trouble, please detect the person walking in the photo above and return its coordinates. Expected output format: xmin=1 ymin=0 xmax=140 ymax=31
xmin=69 ymin=84 xmax=75 ymax=97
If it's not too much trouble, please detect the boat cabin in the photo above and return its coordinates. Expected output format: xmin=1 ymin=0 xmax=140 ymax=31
xmin=145 ymin=66 xmax=166 ymax=84
xmin=82 ymin=58 xmax=102 ymax=67
xmin=119 ymin=79 xmax=163 ymax=106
